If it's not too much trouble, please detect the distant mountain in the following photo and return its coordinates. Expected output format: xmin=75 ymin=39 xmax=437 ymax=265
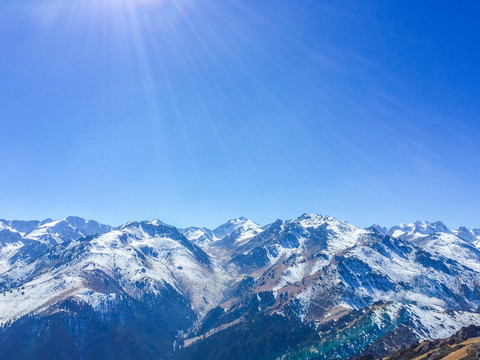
xmin=0 ymin=216 xmax=111 ymax=245
xmin=180 ymin=217 xmax=262 ymax=246
xmin=0 ymin=216 xmax=112 ymax=277
xmin=389 ymin=220 xmax=452 ymax=240
xmin=1 ymin=215 xmax=480 ymax=359
xmin=385 ymin=220 xmax=480 ymax=272
xmin=180 ymin=226 xmax=216 ymax=245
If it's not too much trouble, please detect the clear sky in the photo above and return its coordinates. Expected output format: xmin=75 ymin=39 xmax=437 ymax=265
xmin=1 ymin=0 xmax=479 ymax=229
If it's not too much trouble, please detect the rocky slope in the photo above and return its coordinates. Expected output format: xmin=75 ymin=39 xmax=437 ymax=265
xmin=357 ymin=324 xmax=480 ymax=360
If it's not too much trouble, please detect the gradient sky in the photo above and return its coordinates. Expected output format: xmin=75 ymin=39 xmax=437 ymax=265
xmin=1 ymin=0 xmax=479 ymax=229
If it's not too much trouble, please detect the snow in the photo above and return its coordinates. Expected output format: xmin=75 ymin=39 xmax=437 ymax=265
xmin=2 ymin=213 xmax=480 ymax=349
xmin=212 ymin=217 xmax=259 ymax=239
xmin=0 ymin=272 xmax=84 ymax=324
xmin=370 ymin=224 xmax=388 ymax=235
xmin=389 ymin=221 xmax=451 ymax=241
xmin=407 ymin=303 xmax=480 ymax=340
xmin=0 ymin=220 xmax=232 ymax=323
xmin=384 ymin=221 xmax=480 ymax=272
xmin=295 ymin=214 xmax=368 ymax=252
xmin=182 ymin=218 xmax=263 ymax=247
xmin=365 ymin=302 xmax=480 ymax=341
xmin=274 ymin=257 xmax=328 ymax=292
xmin=0 ymin=242 xmax=24 ymax=274
xmin=182 ymin=227 xmax=217 ymax=245
xmin=74 ymin=290 xmax=119 ymax=312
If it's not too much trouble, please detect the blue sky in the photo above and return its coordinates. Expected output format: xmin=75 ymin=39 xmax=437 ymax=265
xmin=1 ymin=0 xmax=479 ymax=229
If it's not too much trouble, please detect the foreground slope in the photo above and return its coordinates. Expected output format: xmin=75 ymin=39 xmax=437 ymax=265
xmin=361 ymin=324 xmax=480 ymax=360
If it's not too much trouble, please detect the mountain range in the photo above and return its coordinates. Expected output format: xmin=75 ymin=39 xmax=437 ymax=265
xmin=1 ymin=214 xmax=480 ymax=359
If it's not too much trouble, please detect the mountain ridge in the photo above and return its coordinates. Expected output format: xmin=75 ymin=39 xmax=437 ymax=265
xmin=1 ymin=214 xmax=480 ymax=359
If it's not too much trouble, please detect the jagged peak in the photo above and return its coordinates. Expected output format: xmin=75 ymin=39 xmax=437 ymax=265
xmin=64 ymin=216 xmax=102 ymax=226
xmin=180 ymin=226 xmax=216 ymax=244
xmin=389 ymin=220 xmax=451 ymax=236
xmin=368 ymin=224 xmax=388 ymax=236
xmin=212 ymin=217 xmax=259 ymax=239
xmin=295 ymin=213 xmax=354 ymax=230
xmin=297 ymin=213 xmax=330 ymax=220
xmin=454 ymin=226 xmax=479 ymax=243
xmin=65 ymin=215 xmax=87 ymax=222
xmin=218 ymin=216 xmax=252 ymax=226
xmin=121 ymin=219 xmax=172 ymax=230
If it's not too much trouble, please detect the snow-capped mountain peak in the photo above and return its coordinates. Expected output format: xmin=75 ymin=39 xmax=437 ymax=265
xmin=386 ymin=220 xmax=480 ymax=272
xmin=182 ymin=217 xmax=263 ymax=246
xmin=296 ymin=213 xmax=332 ymax=227
xmin=120 ymin=219 xmax=172 ymax=231
xmin=0 ymin=216 xmax=111 ymax=246
xmin=2 ymin=214 xmax=480 ymax=360
xmin=180 ymin=226 xmax=216 ymax=245
xmin=369 ymin=224 xmax=389 ymax=235
xmin=389 ymin=220 xmax=451 ymax=240
xmin=455 ymin=226 xmax=480 ymax=244
xmin=212 ymin=217 xmax=256 ymax=239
